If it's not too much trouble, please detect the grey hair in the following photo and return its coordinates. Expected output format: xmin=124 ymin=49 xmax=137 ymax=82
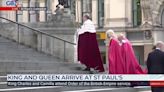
xmin=156 ymin=41 xmax=164 ymax=46
xmin=106 ymin=29 xmax=115 ymax=38
xmin=155 ymin=41 xmax=164 ymax=51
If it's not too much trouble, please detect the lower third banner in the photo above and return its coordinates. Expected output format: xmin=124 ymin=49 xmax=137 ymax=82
xmin=7 ymin=81 xmax=149 ymax=87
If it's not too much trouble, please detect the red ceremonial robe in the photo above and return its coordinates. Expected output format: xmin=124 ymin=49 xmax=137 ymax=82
xmin=108 ymin=38 xmax=125 ymax=74
xmin=121 ymin=39 xmax=146 ymax=74
xmin=78 ymin=32 xmax=105 ymax=72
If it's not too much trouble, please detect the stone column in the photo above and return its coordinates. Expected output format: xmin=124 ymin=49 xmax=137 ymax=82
xmin=75 ymin=0 xmax=82 ymax=23
xmin=104 ymin=0 xmax=110 ymax=27
xmin=22 ymin=0 xmax=29 ymax=23
xmin=29 ymin=0 xmax=37 ymax=23
xmin=39 ymin=0 xmax=46 ymax=22
xmin=92 ymin=0 xmax=98 ymax=27
xmin=125 ymin=0 xmax=133 ymax=27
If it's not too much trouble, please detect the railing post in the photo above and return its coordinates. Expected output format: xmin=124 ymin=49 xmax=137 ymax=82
xmin=40 ymin=33 xmax=42 ymax=51
xmin=52 ymin=37 xmax=54 ymax=55
xmin=17 ymin=24 xmax=19 ymax=44
xmin=64 ymin=41 xmax=66 ymax=61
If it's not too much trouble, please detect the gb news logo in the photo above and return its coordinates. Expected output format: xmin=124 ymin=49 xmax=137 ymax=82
xmin=6 ymin=0 xmax=21 ymax=7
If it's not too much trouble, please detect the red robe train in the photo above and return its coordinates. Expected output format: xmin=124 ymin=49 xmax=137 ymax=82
xmin=108 ymin=38 xmax=146 ymax=74
xmin=121 ymin=39 xmax=146 ymax=74
xmin=78 ymin=32 xmax=104 ymax=72
xmin=108 ymin=38 xmax=125 ymax=74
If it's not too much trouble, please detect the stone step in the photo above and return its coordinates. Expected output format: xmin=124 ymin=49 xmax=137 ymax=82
xmin=0 ymin=44 xmax=60 ymax=61
xmin=0 ymin=76 xmax=6 ymax=82
xmin=0 ymin=84 xmax=8 ymax=89
xmin=0 ymin=61 xmax=81 ymax=70
xmin=0 ymin=55 xmax=58 ymax=61
xmin=0 ymin=68 xmax=88 ymax=77
xmin=0 ymin=54 xmax=60 ymax=62
xmin=0 ymin=70 xmax=88 ymax=75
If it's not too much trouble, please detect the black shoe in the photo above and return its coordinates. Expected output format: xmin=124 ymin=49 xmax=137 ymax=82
xmin=83 ymin=68 xmax=90 ymax=71
xmin=94 ymin=67 xmax=105 ymax=73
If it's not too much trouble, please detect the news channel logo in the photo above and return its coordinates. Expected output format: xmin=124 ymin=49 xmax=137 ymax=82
xmin=5 ymin=0 xmax=21 ymax=7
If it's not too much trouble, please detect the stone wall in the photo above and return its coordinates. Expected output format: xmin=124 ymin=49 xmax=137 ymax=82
xmin=0 ymin=23 xmax=18 ymax=41
xmin=0 ymin=22 xmax=76 ymax=62
xmin=37 ymin=33 xmax=76 ymax=62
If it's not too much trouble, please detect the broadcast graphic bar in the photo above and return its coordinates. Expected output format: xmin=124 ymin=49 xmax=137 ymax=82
xmin=7 ymin=74 xmax=164 ymax=81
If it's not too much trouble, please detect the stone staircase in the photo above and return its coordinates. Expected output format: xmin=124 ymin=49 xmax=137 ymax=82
xmin=0 ymin=36 xmax=86 ymax=75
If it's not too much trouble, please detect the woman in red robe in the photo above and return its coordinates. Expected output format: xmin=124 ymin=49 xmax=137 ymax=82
xmin=107 ymin=30 xmax=146 ymax=74
xmin=77 ymin=14 xmax=104 ymax=72
xmin=118 ymin=34 xmax=146 ymax=74
xmin=106 ymin=30 xmax=125 ymax=74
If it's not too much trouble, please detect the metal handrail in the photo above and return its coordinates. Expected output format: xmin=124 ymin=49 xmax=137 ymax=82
xmin=0 ymin=17 xmax=76 ymax=45
xmin=0 ymin=17 xmax=76 ymax=61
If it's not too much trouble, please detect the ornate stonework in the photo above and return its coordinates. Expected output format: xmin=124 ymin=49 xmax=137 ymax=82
xmin=141 ymin=0 xmax=152 ymax=25
xmin=141 ymin=0 xmax=164 ymax=27
xmin=154 ymin=0 xmax=164 ymax=27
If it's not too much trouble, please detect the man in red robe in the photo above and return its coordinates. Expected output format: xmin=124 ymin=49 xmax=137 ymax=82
xmin=118 ymin=34 xmax=146 ymax=74
xmin=107 ymin=30 xmax=125 ymax=74
xmin=78 ymin=14 xmax=104 ymax=72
